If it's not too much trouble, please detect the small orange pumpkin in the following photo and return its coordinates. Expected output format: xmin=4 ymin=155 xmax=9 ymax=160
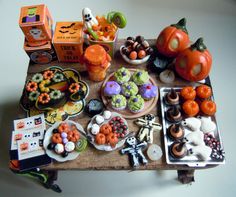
xmin=95 ymin=133 xmax=106 ymax=145
xmin=106 ymin=133 xmax=118 ymax=148
xmin=175 ymin=38 xmax=212 ymax=82
xmin=100 ymin=124 xmax=112 ymax=135
xmin=156 ymin=18 xmax=190 ymax=57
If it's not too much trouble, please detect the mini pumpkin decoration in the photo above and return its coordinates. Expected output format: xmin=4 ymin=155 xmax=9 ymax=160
xmin=156 ymin=18 xmax=190 ymax=58
xmin=100 ymin=124 xmax=112 ymax=135
xmin=106 ymin=133 xmax=118 ymax=148
xmin=95 ymin=133 xmax=106 ymax=145
xmin=175 ymin=38 xmax=212 ymax=82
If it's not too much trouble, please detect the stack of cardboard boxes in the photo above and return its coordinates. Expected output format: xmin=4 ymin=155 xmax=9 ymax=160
xmin=19 ymin=4 xmax=57 ymax=64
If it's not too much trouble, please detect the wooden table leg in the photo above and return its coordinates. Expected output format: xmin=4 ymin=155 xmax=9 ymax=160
xmin=177 ymin=170 xmax=195 ymax=184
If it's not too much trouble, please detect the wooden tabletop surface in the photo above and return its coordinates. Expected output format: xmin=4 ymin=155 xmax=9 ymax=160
xmin=17 ymin=39 xmax=217 ymax=171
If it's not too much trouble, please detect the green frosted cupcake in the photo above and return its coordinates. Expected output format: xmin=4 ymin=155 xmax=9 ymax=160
xmin=128 ymin=94 xmax=145 ymax=113
xmin=111 ymin=94 xmax=127 ymax=111
xmin=121 ymin=81 xmax=138 ymax=97
xmin=132 ymin=70 xmax=149 ymax=85
xmin=114 ymin=67 xmax=131 ymax=84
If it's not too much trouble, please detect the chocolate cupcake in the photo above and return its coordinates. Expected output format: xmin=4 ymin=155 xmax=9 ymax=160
xmin=166 ymin=106 xmax=182 ymax=122
xmin=169 ymin=142 xmax=187 ymax=159
xmin=167 ymin=124 xmax=185 ymax=140
xmin=165 ymin=88 xmax=179 ymax=105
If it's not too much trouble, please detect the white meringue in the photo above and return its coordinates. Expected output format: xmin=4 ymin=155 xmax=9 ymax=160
xmin=198 ymin=116 xmax=216 ymax=133
xmin=181 ymin=117 xmax=201 ymax=131
xmin=183 ymin=130 xmax=204 ymax=146
xmin=54 ymin=144 xmax=64 ymax=154
xmin=188 ymin=145 xmax=212 ymax=161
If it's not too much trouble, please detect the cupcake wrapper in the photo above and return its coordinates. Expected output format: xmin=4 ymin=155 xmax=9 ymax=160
xmin=111 ymin=105 xmax=126 ymax=111
xmin=129 ymin=104 xmax=144 ymax=113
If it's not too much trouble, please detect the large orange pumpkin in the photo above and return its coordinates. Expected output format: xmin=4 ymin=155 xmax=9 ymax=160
xmin=156 ymin=18 xmax=190 ymax=58
xmin=175 ymin=38 xmax=212 ymax=82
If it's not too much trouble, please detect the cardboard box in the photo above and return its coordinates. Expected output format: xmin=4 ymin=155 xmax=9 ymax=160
xmin=19 ymin=4 xmax=53 ymax=42
xmin=24 ymin=39 xmax=57 ymax=64
xmin=88 ymin=30 xmax=118 ymax=58
xmin=53 ymin=22 xmax=84 ymax=62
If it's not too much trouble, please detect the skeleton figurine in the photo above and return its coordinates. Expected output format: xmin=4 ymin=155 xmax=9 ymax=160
xmin=82 ymin=8 xmax=98 ymax=29
xmin=120 ymin=136 xmax=148 ymax=167
xmin=135 ymin=114 xmax=162 ymax=144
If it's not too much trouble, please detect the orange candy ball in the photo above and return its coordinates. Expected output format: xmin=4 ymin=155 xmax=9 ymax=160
xmin=129 ymin=51 xmax=137 ymax=60
xmin=138 ymin=50 xmax=146 ymax=59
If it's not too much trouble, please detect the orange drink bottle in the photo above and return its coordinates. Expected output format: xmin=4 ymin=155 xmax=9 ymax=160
xmin=84 ymin=44 xmax=111 ymax=82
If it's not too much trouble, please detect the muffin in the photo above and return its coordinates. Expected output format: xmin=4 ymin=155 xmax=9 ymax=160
xmin=111 ymin=94 xmax=127 ymax=111
xmin=121 ymin=81 xmax=138 ymax=97
xmin=139 ymin=83 xmax=158 ymax=100
xmin=128 ymin=95 xmax=145 ymax=113
xmin=114 ymin=67 xmax=131 ymax=84
xmin=131 ymin=70 xmax=149 ymax=85
xmin=104 ymin=81 xmax=121 ymax=97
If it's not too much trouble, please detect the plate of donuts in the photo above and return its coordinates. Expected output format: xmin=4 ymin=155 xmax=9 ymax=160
xmin=87 ymin=110 xmax=130 ymax=151
xmin=43 ymin=120 xmax=87 ymax=162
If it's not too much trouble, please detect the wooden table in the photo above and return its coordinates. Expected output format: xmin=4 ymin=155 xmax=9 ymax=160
xmin=15 ymin=39 xmax=217 ymax=192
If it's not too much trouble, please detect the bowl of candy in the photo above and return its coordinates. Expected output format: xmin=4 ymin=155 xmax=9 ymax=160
xmin=120 ymin=36 xmax=153 ymax=65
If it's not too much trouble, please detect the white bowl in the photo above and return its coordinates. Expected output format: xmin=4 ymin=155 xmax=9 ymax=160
xmin=120 ymin=45 xmax=150 ymax=65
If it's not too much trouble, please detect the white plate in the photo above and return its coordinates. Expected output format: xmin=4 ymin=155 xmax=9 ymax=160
xmin=120 ymin=45 xmax=150 ymax=65
xmin=43 ymin=120 xmax=86 ymax=162
xmin=87 ymin=112 xmax=129 ymax=151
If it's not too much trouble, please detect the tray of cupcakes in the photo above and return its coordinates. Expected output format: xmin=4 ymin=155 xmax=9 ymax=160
xmin=160 ymin=85 xmax=225 ymax=166
xmin=101 ymin=67 xmax=158 ymax=119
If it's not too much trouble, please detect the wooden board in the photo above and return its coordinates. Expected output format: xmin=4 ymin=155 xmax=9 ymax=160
xmin=16 ymin=39 xmax=218 ymax=171
xmin=101 ymin=69 xmax=158 ymax=119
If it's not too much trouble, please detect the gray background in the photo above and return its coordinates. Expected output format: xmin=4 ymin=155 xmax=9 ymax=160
xmin=0 ymin=0 xmax=235 ymax=196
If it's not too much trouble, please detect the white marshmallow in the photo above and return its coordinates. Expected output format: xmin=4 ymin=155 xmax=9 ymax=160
xmin=95 ymin=115 xmax=104 ymax=125
xmin=91 ymin=124 xmax=100 ymax=135
xmin=183 ymin=130 xmax=204 ymax=146
xmin=181 ymin=117 xmax=201 ymax=131
xmin=188 ymin=145 xmax=212 ymax=161
xmin=103 ymin=110 xmax=112 ymax=120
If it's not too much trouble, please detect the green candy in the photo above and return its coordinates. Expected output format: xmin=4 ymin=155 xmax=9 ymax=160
xmin=112 ymin=12 xmax=127 ymax=28
xmin=75 ymin=138 xmax=88 ymax=152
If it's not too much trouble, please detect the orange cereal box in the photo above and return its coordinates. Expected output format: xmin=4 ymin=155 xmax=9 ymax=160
xmin=19 ymin=4 xmax=53 ymax=42
xmin=53 ymin=22 xmax=84 ymax=62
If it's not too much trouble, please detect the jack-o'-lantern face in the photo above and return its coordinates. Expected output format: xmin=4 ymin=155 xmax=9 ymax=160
xmin=156 ymin=18 xmax=190 ymax=58
xmin=175 ymin=38 xmax=212 ymax=82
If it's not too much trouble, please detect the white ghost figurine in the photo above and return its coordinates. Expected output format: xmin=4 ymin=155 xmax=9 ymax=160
xmin=183 ymin=130 xmax=205 ymax=146
xmin=181 ymin=117 xmax=201 ymax=131
xmin=188 ymin=145 xmax=212 ymax=161
xmin=198 ymin=116 xmax=216 ymax=133
xmin=82 ymin=8 xmax=98 ymax=29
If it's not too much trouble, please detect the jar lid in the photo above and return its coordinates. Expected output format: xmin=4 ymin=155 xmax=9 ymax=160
xmin=84 ymin=44 xmax=110 ymax=66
